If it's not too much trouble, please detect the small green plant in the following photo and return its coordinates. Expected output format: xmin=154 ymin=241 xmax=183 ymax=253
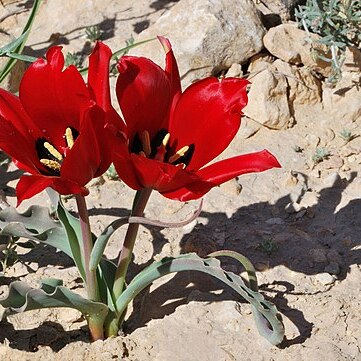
xmin=85 ymin=25 xmax=103 ymax=42
xmin=105 ymin=164 xmax=119 ymax=180
xmin=312 ymin=147 xmax=330 ymax=164
xmin=339 ymin=128 xmax=357 ymax=143
xmin=258 ymin=238 xmax=278 ymax=255
xmin=295 ymin=0 xmax=361 ymax=83
xmin=65 ymin=52 xmax=83 ymax=68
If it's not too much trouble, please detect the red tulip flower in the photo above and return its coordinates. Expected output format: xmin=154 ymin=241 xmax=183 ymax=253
xmin=113 ymin=37 xmax=281 ymax=201
xmin=0 ymin=42 xmax=122 ymax=205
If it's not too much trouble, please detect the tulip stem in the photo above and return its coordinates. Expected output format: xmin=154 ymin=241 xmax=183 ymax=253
xmin=108 ymin=188 xmax=152 ymax=334
xmin=75 ymin=195 xmax=99 ymax=301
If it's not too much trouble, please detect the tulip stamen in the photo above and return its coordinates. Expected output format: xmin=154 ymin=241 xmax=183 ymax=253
xmin=139 ymin=151 xmax=146 ymax=157
xmin=168 ymin=145 xmax=190 ymax=164
xmin=65 ymin=127 xmax=75 ymax=149
xmin=162 ymin=133 xmax=170 ymax=147
xmin=40 ymin=159 xmax=61 ymax=171
xmin=140 ymin=130 xmax=151 ymax=157
xmin=43 ymin=142 xmax=63 ymax=161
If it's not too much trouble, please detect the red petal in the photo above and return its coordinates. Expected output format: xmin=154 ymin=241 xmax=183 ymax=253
xmin=0 ymin=89 xmax=41 ymax=139
xmin=158 ymin=36 xmax=181 ymax=105
xmin=19 ymin=46 xmax=91 ymax=148
xmin=113 ymin=152 xmax=198 ymax=192
xmin=169 ymin=77 xmax=249 ymax=171
xmin=88 ymin=42 xmax=113 ymax=111
xmin=60 ymin=105 xmax=109 ymax=185
xmin=88 ymin=41 xmax=126 ymax=137
xmin=162 ymin=150 xmax=281 ymax=201
xmin=0 ymin=114 xmax=39 ymax=174
xmin=116 ymin=55 xmax=171 ymax=140
xmin=16 ymin=174 xmax=88 ymax=206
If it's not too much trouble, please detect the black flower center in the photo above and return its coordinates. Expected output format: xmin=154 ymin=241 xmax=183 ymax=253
xmin=130 ymin=129 xmax=194 ymax=168
xmin=36 ymin=127 xmax=79 ymax=175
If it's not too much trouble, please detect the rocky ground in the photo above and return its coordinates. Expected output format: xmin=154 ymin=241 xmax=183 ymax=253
xmin=0 ymin=0 xmax=360 ymax=360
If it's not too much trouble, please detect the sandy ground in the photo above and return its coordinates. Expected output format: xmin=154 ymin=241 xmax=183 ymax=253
xmin=0 ymin=1 xmax=360 ymax=360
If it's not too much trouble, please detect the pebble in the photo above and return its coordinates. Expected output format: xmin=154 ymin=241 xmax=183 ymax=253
xmin=285 ymin=202 xmax=304 ymax=214
xmin=315 ymin=272 xmax=336 ymax=286
xmin=324 ymin=262 xmax=341 ymax=275
xmin=226 ymin=63 xmax=243 ymax=78
xmin=323 ymin=172 xmax=341 ymax=187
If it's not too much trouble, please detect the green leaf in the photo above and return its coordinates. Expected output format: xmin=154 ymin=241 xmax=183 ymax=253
xmin=56 ymin=201 xmax=86 ymax=281
xmin=4 ymin=52 xmax=38 ymax=63
xmin=0 ymin=278 xmax=108 ymax=324
xmin=0 ymin=32 xmax=30 ymax=56
xmin=90 ymin=218 xmax=129 ymax=271
xmin=0 ymin=0 xmax=42 ymax=83
xmin=116 ymin=253 xmax=285 ymax=345
xmin=0 ymin=205 xmax=71 ymax=256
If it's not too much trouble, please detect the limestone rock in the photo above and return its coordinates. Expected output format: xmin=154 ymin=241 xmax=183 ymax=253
xmin=130 ymin=0 xmax=265 ymax=86
xmin=322 ymin=71 xmax=361 ymax=123
xmin=263 ymin=23 xmax=332 ymax=77
xmin=244 ymin=66 xmax=292 ymax=129
xmin=248 ymin=53 xmax=274 ymax=74
xmin=273 ymin=59 xmax=322 ymax=105
xmin=226 ymin=63 xmax=243 ymax=78
xmin=342 ymin=46 xmax=361 ymax=73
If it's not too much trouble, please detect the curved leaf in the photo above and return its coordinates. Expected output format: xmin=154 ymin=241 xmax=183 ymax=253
xmin=56 ymin=201 xmax=86 ymax=281
xmin=115 ymin=253 xmax=284 ymax=345
xmin=0 ymin=205 xmax=71 ymax=256
xmin=207 ymin=250 xmax=258 ymax=291
xmin=0 ymin=278 xmax=108 ymax=324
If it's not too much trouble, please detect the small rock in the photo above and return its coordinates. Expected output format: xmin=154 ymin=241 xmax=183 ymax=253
xmin=226 ymin=63 xmax=243 ymax=78
xmin=248 ymin=53 xmax=274 ymax=73
xmin=263 ymin=23 xmax=332 ymax=77
xmin=321 ymin=156 xmax=344 ymax=170
xmin=295 ymin=209 xmax=307 ymax=219
xmin=255 ymin=262 xmax=269 ymax=271
xmin=285 ymin=202 xmax=303 ymax=214
xmin=131 ymin=0 xmax=265 ymax=86
xmin=309 ymin=169 xmax=320 ymax=178
xmin=244 ymin=66 xmax=292 ymax=129
xmin=315 ymin=272 xmax=335 ymax=286
xmin=323 ymin=172 xmax=341 ymax=187
xmin=324 ymin=262 xmax=341 ymax=276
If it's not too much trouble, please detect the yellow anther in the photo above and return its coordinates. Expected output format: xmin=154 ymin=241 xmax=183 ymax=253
xmin=140 ymin=130 xmax=151 ymax=157
xmin=65 ymin=127 xmax=75 ymax=149
xmin=168 ymin=145 xmax=190 ymax=164
xmin=40 ymin=159 xmax=61 ymax=171
xmin=43 ymin=142 xmax=63 ymax=161
xmin=162 ymin=133 xmax=170 ymax=147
